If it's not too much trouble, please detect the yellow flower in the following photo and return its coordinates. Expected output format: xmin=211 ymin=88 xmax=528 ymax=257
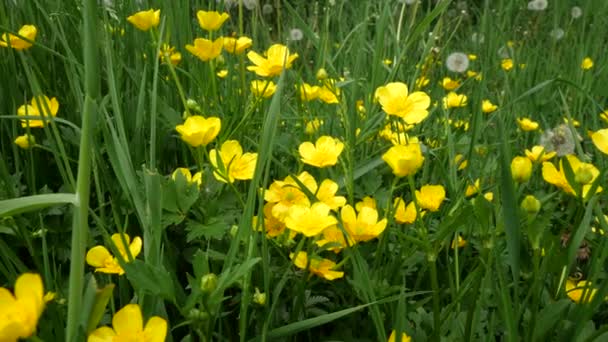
xmin=511 ymin=156 xmax=533 ymax=183
xmin=196 ymin=10 xmax=230 ymax=31
xmin=374 ymin=82 xmax=431 ymax=125
xmin=566 ymin=279 xmax=598 ymax=303
xmin=415 ymin=184 xmax=446 ymax=212
xmin=264 ymin=172 xmax=316 ymax=221
xmin=442 ymin=92 xmax=468 ymax=109
xmin=394 ymin=198 xmax=418 ymax=224
xmin=222 ymin=36 xmax=252 ymax=54
xmin=482 ymin=99 xmax=498 ymax=113
xmin=298 ymin=83 xmax=320 ymax=101
xmin=171 ymin=168 xmax=202 ymax=186
xmin=175 ymin=115 xmax=221 ymax=147
xmin=0 ymin=25 xmax=37 ymax=50
xmin=340 ymin=205 xmax=387 ymax=243
xmin=253 ymin=203 xmax=287 ymax=238
xmin=126 ymin=9 xmax=160 ymax=31
xmin=14 ymin=134 xmax=36 ymax=149
xmin=0 ymin=273 xmax=45 ymax=341
xmin=525 ymin=145 xmax=556 ymax=163
xmin=451 ymin=235 xmax=467 ymax=249
xmin=484 ymin=192 xmax=494 ymax=201
xmin=599 ymin=110 xmax=608 ymax=123
xmin=415 ymin=75 xmax=430 ymax=89
xmin=316 ymin=179 xmax=347 ymax=210
xmin=501 ymin=58 xmax=514 ymax=71
xmin=251 ymin=80 xmax=277 ymax=98
xmin=441 ymin=77 xmax=460 ymax=91
xmin=160 ymin=44 xmax=181 ymax=65
xmin=454 ymin=154 xmax=468 ymax=170
xmin=318 ymin=79 xmax=340 ymax=104
xmin=291 ymin=251 xmax=344 ymax=280
xmin=355 ymin=196 xmax=377 ymax=212
xmin=298 ymin=136 xmax=344 ymax=168
xmin=304 ymin=118 xmax=323 ymax=134
xmin=542 ymin=155 xmax=602 ymax=198
xmin=86 ymin=233 xmax=142 ymax=275
xmin=382 ymin=143 xmax=424 ymax=178
xmin=186 ymin=37 xmax=223 ymax=62
xmin=465 ymin=179 xmax=481 ymax=197
xmin=216 ymin=69 xmax=228 ymax=78
xmin=209 ymin=140 xmax=258 ymax=183
xmin=88 ymin=303 xmax=167 ymax=342
xmin=591 ymin=129 xmax=608 ymax=155
xmin=316 ymin=68 xmax=328 ymax=80
xmin=285 ymin=202 xmax=337 ymax=237
xmin=563 ymin=117 xmax=580 ymax=127
xmin=388 ymin=330 xmax=412 ymax=342
xmin=247 ymin=44 xmax=299 ymax=77
xmin=315 ymin=225 xmax=348 ymax=252
xmin=17 ymin=95 xmax=59 ymax=128
xmin=517 ymin=117 xmax=539 ymax=131
xmin=253 ymin=287 xmax=266 ymax=306
xmin=581 ymin=57 xmax=594 ymax=70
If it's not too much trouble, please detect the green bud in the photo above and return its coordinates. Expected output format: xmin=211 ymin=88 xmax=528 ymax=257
xmin=200 ymin=273 xmax=218 ymax=293
xmin=520 ymin=195 xmax=541 ymax=214
xmin=575 ymin=163 xmax=595 ymax=185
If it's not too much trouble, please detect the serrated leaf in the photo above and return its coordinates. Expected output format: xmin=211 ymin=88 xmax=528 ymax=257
xmin=124 ymin=260 xmax=176 ymax=303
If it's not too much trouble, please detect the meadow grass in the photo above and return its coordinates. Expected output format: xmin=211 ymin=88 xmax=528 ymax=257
xmin=2 ymin=0 xmax=608 ymax=341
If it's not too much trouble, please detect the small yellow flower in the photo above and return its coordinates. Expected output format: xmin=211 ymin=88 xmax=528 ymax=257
xmin=171 ymin=168 xmax=202 ymax=187
xmin=298 ymin=83 xmax=320 ymax=101
xmin=88 ymin=303 xmax=167 ymax=342
xmin=563 ymin=117 xmax=580 ymax=127
xmin=451 ymin=235 xmax=467 ymax=249
xmin=318 ymin=79 xmax=340 ymax=104
xmin=126 ymin=9 xmax=160 ymax=31
xmin=160 ymin=44 xmax=182 ymax=65
xmin=442 ymin=92 xmax=468 ymax=109
xmin=441 ymin=77 xmax=460 ymax=91
xmin=175 ymin=115 xmax=221 ymax=147
xmin=468 ymin=54 xmax=477 ymax=60
xmin=355 ymin=196 xmax=377 ymax=212
xmin=482 ymin=99 xmax=498 ymax=113
xmin=253 ymin=287 xmax=266 ymax=306
xmin=454 ymin=154 xmax=468 ymax=170
xmin=511 ymin=156 xmax=533 ymax=183
xmin=86 ymin=233 xmax=142 ymax=275
xmin=186 ymin=37 xmax=223 ymax=62
xmin=0 ymin=273 xmax=46 ymax=341
xmin=209 ymin=140 xmax=258 ymax=183
xmin=196 ymin=10 xmax=230 ymax=31
xmin=222 ymin=36 xmax=252 ymax=54
xmin=465 ymin=179 xmax=481 ymax=197
xmin=501 ymin=58 xmax=514 ymax=71
xmin=0 ymin=25 xmax=37 ymax=50
xmin=388 ymin=330 xmax=412 ymax=342
xmin=17 ymin=95 xmax=59 ymax=128
xmin=14 ymin=134 xmax=36 ymax=149
xmin=250 ymin=80 xmax=277 ymax=98
xmin=483 ymin=192 xmax=494 ymax=201
xmin=591 ymin=129 xmax=608 ymax=155
xmin=415 ymin=76 xmax=430 ymax=89
xmin=542 ymin=156 xmax=602 ymax=198
xmin=304 ymin=118 xmax=323 ymax=134
xmin=291 ymin=251 xmax=344 ymax=280
xmin=525 ymin=145 xmax=556 ymax=163
xmin=581 ymin=57 xmax=594 ymax=70
xmin=264 ymin=172 xmax=316 ymax=221
xmin=415 ymin=184 xmax=446 ymax=212
xmin=516 ymin=117 xmax=539 ymax=131
xmin=374 ymin=82 xmax=431 ymax=125
xmin=216 ymin=69 xmax=228 ymax=78
xmin=393 ymin=198 xmax=418 ymax=224
xmin=253 ymin=203 xmax=287 ymax=238
xmin=599 ymin=110 xmax=608 ymax=123
xmin=298 ymin=136 xmax=344 ymax=168
xmin=340 ymin=205 xmax=388 ymax=243
xmin=316 ymin=179 xmax=347 ymax=210
xmin=285 ymin=202 xmax=337 ymax=237
xmin=566 ymin=279 xmax=597 ymax=303
xmin=382 ymin=143 xmax=424 ymax=178
xmin=247 ymin=44 xmax=299 ymax=77
xmin=316 ymin=225 xmax=348 ymax=252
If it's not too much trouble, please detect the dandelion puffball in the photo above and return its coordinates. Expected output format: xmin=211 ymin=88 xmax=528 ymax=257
xmin=446 ymin=52 xmax=469 ymax=73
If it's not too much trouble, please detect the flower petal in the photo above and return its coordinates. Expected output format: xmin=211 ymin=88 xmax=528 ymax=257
xmin=112 ymin=304 xmax=143 ymax=335
xmin=143 ymin=316 xmax=168 ymax=342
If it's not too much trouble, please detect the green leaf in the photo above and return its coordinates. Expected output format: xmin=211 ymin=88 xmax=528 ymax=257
xmin=86 ymin=283 xmax=115 ymax=334
xmin=124 ymin=260 xmax=176 ymax=303
xmin=532 ymin=299 xmax=570 ymax=341
xmin=186 ymin=218 xmax=228 ymax=242
xmin=0 ymin=193 xmax=76 ymax=217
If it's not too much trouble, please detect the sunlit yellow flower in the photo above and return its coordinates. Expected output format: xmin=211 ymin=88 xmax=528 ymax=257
xmin=415 ymin=75 xmax=430 ymax=89
xmin=442 ymin=92 xmax=468 ymax=109
xmin=483 ymin=192 xmax=494 ymax=201
xmin=196 ymin=10 xmax=230 ymax=31
xmin=0 ymin=25 xmax=37 ymax=50
xmin=304 ymin=118 xmax=323 ymax=134
xmin=253 ymin=287 xmax=266 ymax=306
xmin=209 ymin=140 xmax=258 ymax=183
xmin=291 ymin=251 xmax=344 ymax=280
xmin=393 ymin=198 xmax=418 ymax=224
xmin=285 ymin=202 xmax=337 ymax=237
xmin=186 ymin=37 xmax=223 ymax=62
xmin=171 ymin=168 xmax=202 ymax=187
xmin=126 ymin=9 xmax=160 ymax=31
xmin=316 ymin=179 xmax=347 ymax=210
xmin=340 ymin=205 xmax=387 ymax=243
xmin=388 ymin=330 xmax=412 ymax=342
xmin=251 ymin=80 xmax=277 ymax=98
xmin=511 ymin=156 xmax=533 ymax=183
xmin=566 ymin=279 xmax=598 ymax=303
xmin=175 ymin=115 xmax=221 ymax=147
xmin=599 ymin=110 xmax=608 ymax=123
xmin=216 ymin=69 xmax=228 ymax=78
xmin=86 ymin=233 xmax=142 ymax=275
xmin=374 ymin=82 xmax=431 ymax=124
xmin=17 ymin=95 xmax=59 ymax=128
xmin=563 ymin=117 xmax=580 ymax=127
xmin=315 ymin=225 xmax=348 ymax=252
xmin=382 ymin=142 xmax=424 ymax=178
xmin=581 ymin=57 xmax=594 ymax=70
xmin=542 ymin=155 xmax=602 ymax=198
xmin=501 ymin=58 xmax=514 ymax=71
xmin=465 ymin=179 xmax=481 ymax=197
xmin=451 ymin=235 xmax=467 ymax=249
xmin=14 ymin=134 xmax=36 ymax=149
xmin=298 ymin=83 xmax=320 ymax=101
xmin=88 ymin=303 xmax=167 ymax=342
xmin=525 ymin=145 xmax=556 ymax=163
xmin=253 ymin=203 xmax=287 ymax=238
xmin=299 ymin=136 xmax=344 ymax=168
xmin=441 ymin=77 xmax=460 ymax=91
xmin=247 ymin=44 xmax=299 ymax=77
xmin=0 ymin=273 xmax=45 ymax=341
xmin=264 ymin=172 xmax=316 ymax=220
xmin=355 ymin=196 xmax=376 ymax=212
xmin=454 ymin=154 xmax=468 ymax=170
xmin=517 ymin=117 xmax=539 ymax=131
xmin=591 ymin=129 xmax=608 ymax=155
xmin=318 ymin=79 xmax=340 ymax=104
xmin=482 ymin=100 xmax=498 ymax=113
xmin=222 ymin=36 xmax=252 ymax=54
xmin=160 ymin=44 xmax=181 ymax=65
xmin=415 ymin=185 xmax=446 ymax=212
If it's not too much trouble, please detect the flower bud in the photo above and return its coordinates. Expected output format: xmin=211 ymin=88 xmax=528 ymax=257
xmin=575 ymin=163 xmax=595 ymax=185
xmin=316 ymin=68 xmax=328 ymax=80
xmin=200 ymin=273 xmax=218 ymax=293
xmin=511 ymin=156 xmax=532 ymax=183
xmin=520 ymin=195 xmax=541 ymax=214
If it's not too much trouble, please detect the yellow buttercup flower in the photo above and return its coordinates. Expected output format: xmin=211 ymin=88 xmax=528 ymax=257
xmin=355 ymin=196 xmax=376 ymax=212
xmin=482 ymin=99 xmax=498 ymax=113
xmin=525 ymin=145 xmax=556 ymax=163
xmin=415 ymin=184 xmax=446 ymax=212
xmin=316 ymin=179 xmax=347 ymax=210
xmin=171 ymin=168 xmax=202 ymax=186
xmin=451 ymin=235 xmax=467 ymax=249
xmin=374 ymin=82 xmax=431 ymax=125
xmin=175 ymin=115 xmax=221 ymax=147
xmin=0 ymin=25 xmax=37 ymax=50
xmin=442 ymin=92 xmax=468 ymax=109
xmin=247 ymin=44 xmax=299 ymax=77
xmin=465 ymin=179 xmax=481 ymax=197
xmin=291 ymin=251 xmax=344 ymax=280
xmin=14 ymin=134 xmax=35 ymax=149
xmin=454 ymin=154 xmax=468 ymax=170
xmin=393 ymin=198 xmax=418 ymax=224
xmin=388 ymin=330 xmax=412 ymax=342
xmin=299 ymin=83 xmax=320 ymax=101
xmin=415 ymin=75 xmax=430 ymax=89
xmin=340 ymin=205 xmax=387 ymax=243
xmin=222 ymin=36 xmax=252 ymax=54
xmin=88 ymin=303 xmax=167 ymax=342
xmin=315 ymin=225 xmax=348 ymax=252
xmin=318 ymin=79 xmax=340 ymax=104
xmin=264 ymin=171 xmax=316 ymax=220
xmin=441 ymin=77 xmax=460 ymax=91
xmin=209 ymin=140 xmax=258 ymax=183
xmin=186 ymin=37 xmax=223 ymax=62
xmin=160 ymin=44 xmax=182 ymax=65
xmin=285 ymin=202 xmax=337 ymax=237
xmin=591 ymin=129 xmax=608 ymax=155
xmin=0 ymin=273 xmax=45 ymax=341
xmin=126 ymin=9 xmax=160 ymax=31
xmin=304 ymin=118 xmax=323 ymax=134
xmin=517 ymin=117 xmax=539 ymax=131
xmin=298 ymin=136 xmax=344 ymax=168
xmin=196 ymin=10 xmax=230 ymax=31
xmin=581 ymin=57 xmax=594 ymax=70
xmin=86 ymin=233 xmax=142 ymax=275
xmin=253 ymin=203 xmax=287 ymax=238
xmin=382 ymin=142 xmax=424 ymax=178
xmin=251 ymin=80 xmax=277 ymax=98
xmin=511 ymin=156 xmax=533 ymax=183
xmin=501 ymin=58 xmax=514 ymax=71
xmin=566 ymin=279 xmax=598 ymax=303
xmin=17 ymin=95 xmax=59 ymax=128
xmin=542 ymin=155 xmax=602 ymax=198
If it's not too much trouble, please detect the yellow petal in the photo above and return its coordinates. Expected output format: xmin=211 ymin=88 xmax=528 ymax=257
xmin=143 ymin=316 xmax=168 ymax=342
xmin=112 ymin=304 xmax=143 ymax=335
xmin=87 ymin=326 xmax=116 ymax=342
xmin=86 ymin=246 xmax=112 ymax=268
xmin=592 ymin=129 xmax=608 ymax=154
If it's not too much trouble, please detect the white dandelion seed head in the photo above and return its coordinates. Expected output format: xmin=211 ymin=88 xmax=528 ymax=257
xmin=550 ymin=28 xmax=564 ymax=40
xmin=527 ymin=0 xmax=548 ymax=11
xmin=571 ymin=6 xmax=582 ymax=19
xmin=262 ymin=4 xmax=273 ymax=15
xmin=446 ymin=52 xmax=470 ymax=73
xmin=243 ymin=0 xmax=259 ymax=10
xmin=540 ymin=124 xmax=577 ymax=157
xmin=289 ymin=28 xmax=304 ymax=41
